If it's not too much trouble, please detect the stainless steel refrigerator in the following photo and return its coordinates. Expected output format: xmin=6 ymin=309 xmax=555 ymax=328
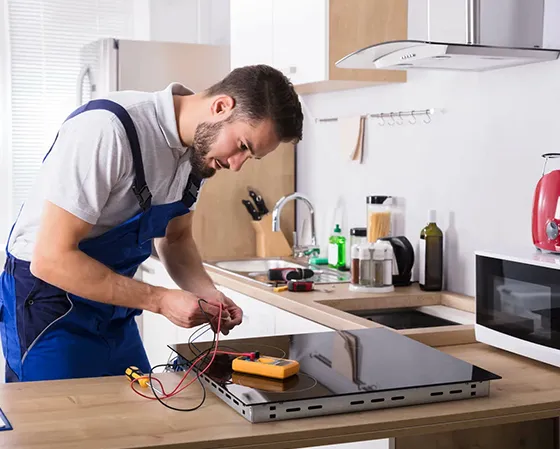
xmin=77 ymin=38 xmax=230 ymax=105
xmin=76 ymin=38 xmax=230 ymax=344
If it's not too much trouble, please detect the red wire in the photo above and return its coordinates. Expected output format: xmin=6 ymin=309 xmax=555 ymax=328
xmin=216 ymin=350 xmax=254 ymax=357
xmin=130 ymin=302 xmax=253 ymax=401
xmin=131 ymin=302 xmax=224 ymax=399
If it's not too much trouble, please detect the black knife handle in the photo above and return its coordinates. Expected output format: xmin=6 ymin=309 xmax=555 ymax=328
xmin=248 ymin=189 xmax=269 ymax=216
xmin=242 ymin=199 xmax=261 ymax=221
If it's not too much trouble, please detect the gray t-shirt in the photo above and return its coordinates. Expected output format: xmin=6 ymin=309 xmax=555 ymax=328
xmin=8 ymin=82 xmax=200 ymax=261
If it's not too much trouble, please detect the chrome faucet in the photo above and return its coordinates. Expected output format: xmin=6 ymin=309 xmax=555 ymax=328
xmin=272 ymin=192 xmax=320 ymax=258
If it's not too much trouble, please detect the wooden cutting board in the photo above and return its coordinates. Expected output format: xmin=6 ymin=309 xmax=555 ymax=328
xmin=191 ymin=142 xmax=295 ymax=260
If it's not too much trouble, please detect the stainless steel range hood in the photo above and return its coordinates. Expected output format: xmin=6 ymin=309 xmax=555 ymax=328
xmin=336 ymin=0 xmax=560 ymax=72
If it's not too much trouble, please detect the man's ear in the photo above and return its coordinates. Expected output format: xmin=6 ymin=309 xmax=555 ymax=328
xmin=211 ymin=95 xmax=235 ymax=117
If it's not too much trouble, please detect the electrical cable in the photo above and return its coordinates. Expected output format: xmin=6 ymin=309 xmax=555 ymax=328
xmin=129 ymin=298 xmax=252 ymax=411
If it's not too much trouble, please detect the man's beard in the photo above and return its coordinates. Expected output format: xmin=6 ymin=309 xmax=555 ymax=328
xmin=189 ymin=120 xmax=225 ymax=179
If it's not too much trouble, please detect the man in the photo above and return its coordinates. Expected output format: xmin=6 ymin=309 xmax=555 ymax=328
xmin=0 ymin=64 xmax=304 ymax=382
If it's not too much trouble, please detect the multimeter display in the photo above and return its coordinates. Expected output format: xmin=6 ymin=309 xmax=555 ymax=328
xmin=232 ymin=355 xmax=300 ymax=379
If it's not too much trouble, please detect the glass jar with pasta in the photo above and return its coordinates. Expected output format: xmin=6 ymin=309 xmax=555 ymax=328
xmin=366 ymin=196 xmax=393 ymax=243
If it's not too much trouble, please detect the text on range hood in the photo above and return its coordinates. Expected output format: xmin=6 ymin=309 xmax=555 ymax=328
xmin=336 ymin=0 xmax=560 ymax=72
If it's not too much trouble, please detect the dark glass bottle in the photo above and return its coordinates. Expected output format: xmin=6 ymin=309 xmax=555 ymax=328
xmin=419 ymin=210 xmax=443 ymax=291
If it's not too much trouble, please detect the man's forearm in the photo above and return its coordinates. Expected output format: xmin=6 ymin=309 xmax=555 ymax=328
xmin=31 ymin=249 xmax=164 ymax=313
xmin=155 ymin=234 xmax=216 ymax=298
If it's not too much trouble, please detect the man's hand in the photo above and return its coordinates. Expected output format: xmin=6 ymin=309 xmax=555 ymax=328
xmin=159 ymin=289 xmax=229 ymax=329
xmin=202 ymin=289 xmax=243 ymax=335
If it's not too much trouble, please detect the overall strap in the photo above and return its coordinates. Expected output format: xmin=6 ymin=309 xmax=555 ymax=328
xmin=5 ymin=99 xmax=152 ymax=254
xmin=181 ymin=172 xmax=203 ymax=209
xmin=45 ymin=99 xmax=152 ymax=211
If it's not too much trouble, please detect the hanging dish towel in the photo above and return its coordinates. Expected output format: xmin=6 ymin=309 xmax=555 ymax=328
xmin=338 ymin=115 xmax=365 ymax=164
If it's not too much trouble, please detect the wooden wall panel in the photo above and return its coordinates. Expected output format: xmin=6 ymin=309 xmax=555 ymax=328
xmin=191 ymin=142 xmax=295 ymax=260
xmin=329 ymin=0 xmax=408 ymax=83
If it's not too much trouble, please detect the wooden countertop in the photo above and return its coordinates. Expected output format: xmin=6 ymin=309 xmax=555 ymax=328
xmin=2 ymin=342 xmax=559 ymax=449
xmin=2 ymin=258 xmax=560 ymax=448
xmin=202 ymin=262 xmax=477 ymax=347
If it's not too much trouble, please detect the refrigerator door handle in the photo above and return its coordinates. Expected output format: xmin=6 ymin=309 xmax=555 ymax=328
xmin=76 ymin=65 xmax=94 ymax=106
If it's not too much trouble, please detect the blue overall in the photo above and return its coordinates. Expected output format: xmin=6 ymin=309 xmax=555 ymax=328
xmin=0 ymin=100 xmax=202 ymax=382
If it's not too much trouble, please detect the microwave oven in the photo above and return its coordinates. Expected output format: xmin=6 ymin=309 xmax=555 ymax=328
xmin=475 ymin=250 xmax=560 ymax=368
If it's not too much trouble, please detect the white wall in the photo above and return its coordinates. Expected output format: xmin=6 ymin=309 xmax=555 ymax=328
xmin=296 ymin=58 xmax=560 ymax=297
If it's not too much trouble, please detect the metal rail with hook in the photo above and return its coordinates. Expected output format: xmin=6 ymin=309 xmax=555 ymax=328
xmin=315 ymin=108 xmax=435 ymax=125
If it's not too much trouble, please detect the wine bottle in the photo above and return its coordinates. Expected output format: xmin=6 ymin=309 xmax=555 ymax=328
xmin=419 ymin=210 xmax=443 ymax=291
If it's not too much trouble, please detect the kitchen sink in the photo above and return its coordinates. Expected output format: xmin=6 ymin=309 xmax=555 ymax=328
xmin=204 ymin=257 xmax=350 ymax=286
xmin=213 ymin=258 xmax=306 ymax=273
xmin=348 ymin=308 xmax=459 ymax=330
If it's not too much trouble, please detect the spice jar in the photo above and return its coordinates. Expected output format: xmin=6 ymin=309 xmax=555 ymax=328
xmin=358 ymin=245 xmax=372 ymax=286
xmin=366 ymin=196 xmax=393 ymax=243
xmin=350 ymin=227 xmax=367 ymax=248
xmin=350 ymin=244 xmax=360 ymax=285
xmin=349 ymin=242 xmax=395 ymax=294
xmin=371 ymin=244 xmax=385 ymax=287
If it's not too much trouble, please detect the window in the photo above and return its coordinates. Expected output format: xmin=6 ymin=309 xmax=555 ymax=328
xmin=1 ymin=1 xmax=11 ymax=242
xmin=7 ymin=0 xmax=135 ymax=219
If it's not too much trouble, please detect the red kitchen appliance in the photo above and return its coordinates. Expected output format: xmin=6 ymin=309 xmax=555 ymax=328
xmin=532 ymin=153 xmax=560 ymax=252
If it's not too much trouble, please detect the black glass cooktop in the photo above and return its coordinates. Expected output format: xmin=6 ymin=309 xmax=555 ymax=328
xmin=170 ymin=327 xmax=501 ymax=406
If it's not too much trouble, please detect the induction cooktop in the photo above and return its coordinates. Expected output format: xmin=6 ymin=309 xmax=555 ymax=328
xmin=170 ymin=327 xmax=501 ymax=423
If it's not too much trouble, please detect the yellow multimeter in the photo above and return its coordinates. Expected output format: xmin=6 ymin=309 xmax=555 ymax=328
xmin=232 ymin=355 xmax=300 ymax=380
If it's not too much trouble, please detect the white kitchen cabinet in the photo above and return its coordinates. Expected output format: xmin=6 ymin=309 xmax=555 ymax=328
xmin=273 ymin=302 xmax=331 ymax=336
xmin=230 ymin=0 xmax=407 ymax=94
xmin=270 ymin=0 xmax=327 ymax=86
xmin=137 ymin=258 xmax=181 ymax=367
xmin=141 ymin=309 xmax=179 ymax=368
xmin=137 ymin=258 xmax=329 ymax=367
xmin=175 ymin=284 xmax=277 ymax=344
xmin=142 ymin=0 xmax=230 ymax=46
xmin=230 ymin=0 xmax=274 ymax=69
xmin=216 ymin=284 xmax=331 ymax=335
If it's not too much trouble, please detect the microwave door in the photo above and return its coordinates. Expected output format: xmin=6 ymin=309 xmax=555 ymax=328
xmin=531 ymin=307 xmax=560 ymax=343
xmin=495 ymin=284 xmax=554 ymax=340
xmin=475 ymin=253 xmax=560 ymax=368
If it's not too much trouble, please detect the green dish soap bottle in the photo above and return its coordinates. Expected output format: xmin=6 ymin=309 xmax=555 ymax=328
xmin=328 ymin=224 xmax=346 ymax=270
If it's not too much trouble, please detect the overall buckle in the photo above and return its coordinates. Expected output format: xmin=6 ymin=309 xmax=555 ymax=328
xmin=132 ymin=184 xmax=152 ymax=211
xmin=182 ymin=174 xmax=202 ymax=209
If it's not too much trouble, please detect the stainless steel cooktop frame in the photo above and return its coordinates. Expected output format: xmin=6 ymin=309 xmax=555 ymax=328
xmin=187 ymin=361 xmax=491 ymax=423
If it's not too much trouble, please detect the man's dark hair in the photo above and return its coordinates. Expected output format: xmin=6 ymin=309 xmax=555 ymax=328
xmin=204 ymin=64 xmax=303 ymax=143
